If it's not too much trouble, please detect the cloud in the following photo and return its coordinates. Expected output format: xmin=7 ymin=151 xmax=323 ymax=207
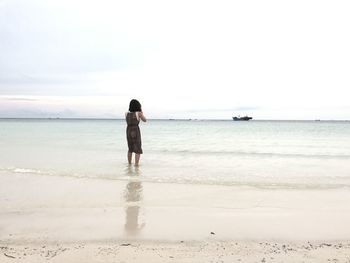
xmin=0 ymin=96 xmax=39 ymax=101
xmin=186 ymin=106 xmax=262 ymax=113
xmin=0 ymin=108 xmax=80 ymax=118
xmin=1 ymin=1 xmax=349 ymax=119
xmin=0 ymin=0 xmax=148 ymax=91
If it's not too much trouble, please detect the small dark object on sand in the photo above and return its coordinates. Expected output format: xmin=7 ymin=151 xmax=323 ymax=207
xmin=4 ymin=253 xmax=16 ymax=258
xmin=120 ymin=243 xmax=131 ymax=246
xmin=210 ymin=232 xmax=215 ymax=235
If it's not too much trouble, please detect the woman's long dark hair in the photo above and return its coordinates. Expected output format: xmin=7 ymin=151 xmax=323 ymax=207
xmin=129 ymin=99 xmax=142 ymax=112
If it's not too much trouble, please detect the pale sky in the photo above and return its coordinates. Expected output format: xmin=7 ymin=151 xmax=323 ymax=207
xmin=1 ymin=0 xmax=349 ymax=120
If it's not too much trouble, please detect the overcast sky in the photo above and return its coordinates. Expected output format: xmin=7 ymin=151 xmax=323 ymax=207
xmin=1 ymin=0 xmax=349 ymax=119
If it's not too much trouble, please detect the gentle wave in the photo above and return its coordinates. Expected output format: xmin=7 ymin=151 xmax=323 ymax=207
xmin=0 ymin=167 xmax=45 ymax=174
xmin=2 ymin=166 xmax=350 ymax=190
xmin=57 ymin=175 xmax=350 ymax=190
xmin=152 ymin=149 xmax=350 ymax=159
xmin=14 ymin=168 xmax=41 ymax=174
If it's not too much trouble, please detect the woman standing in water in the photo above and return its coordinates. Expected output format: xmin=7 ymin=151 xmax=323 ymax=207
xmin=126 ymin=99 xmax=147 ymax=166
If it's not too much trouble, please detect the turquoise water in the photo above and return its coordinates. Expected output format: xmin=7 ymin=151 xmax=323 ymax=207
xmin=1 ymin=119 xmax=350 ymax=188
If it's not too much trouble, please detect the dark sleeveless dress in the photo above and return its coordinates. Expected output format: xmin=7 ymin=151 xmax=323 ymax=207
xmin=126 ymin=112 xmax=143 ymax=154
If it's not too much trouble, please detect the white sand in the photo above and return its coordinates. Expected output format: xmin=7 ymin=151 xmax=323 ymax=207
xmin=1 ymin=241 xmax=350 ymax=263
xmin=1 ymin=171 xmax=350 ymax=262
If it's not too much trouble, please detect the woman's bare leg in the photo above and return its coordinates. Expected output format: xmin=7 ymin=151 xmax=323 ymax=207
xmin=127 ymin=151 xmax=132 ymax=164
xmin=135 ymin=154 xmax=141 ymax=166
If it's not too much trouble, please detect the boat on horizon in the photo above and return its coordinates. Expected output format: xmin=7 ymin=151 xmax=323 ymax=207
xmin=232 ymin=116 xmax=253 ymax=121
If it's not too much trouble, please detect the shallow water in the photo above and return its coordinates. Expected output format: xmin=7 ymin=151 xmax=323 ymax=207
xmin=1 ymin=119 xmax=350 ymax=189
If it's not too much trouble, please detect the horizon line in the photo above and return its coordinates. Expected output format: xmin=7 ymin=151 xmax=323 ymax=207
xmin=0 ymin=117 xmax=349 ymax=122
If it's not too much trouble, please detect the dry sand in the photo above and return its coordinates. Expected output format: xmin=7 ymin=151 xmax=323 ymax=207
xmin=1 ymin=241 xmax=350 ymax=263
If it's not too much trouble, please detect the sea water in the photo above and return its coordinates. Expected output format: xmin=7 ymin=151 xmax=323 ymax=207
xmin=1 ymin=119 xmax=350 ymax=189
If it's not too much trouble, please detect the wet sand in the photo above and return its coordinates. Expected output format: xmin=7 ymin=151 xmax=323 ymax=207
xmin=1 ymin=171 xmax=350 ymax=262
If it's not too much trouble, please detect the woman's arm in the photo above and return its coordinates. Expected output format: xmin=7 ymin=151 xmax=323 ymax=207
xmin=139 ymin=112 xmax=147 ymax=122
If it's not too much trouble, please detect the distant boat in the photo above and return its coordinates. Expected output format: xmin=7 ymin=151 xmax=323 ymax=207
xmin=232 ymin=116 xmax=253 ymax=121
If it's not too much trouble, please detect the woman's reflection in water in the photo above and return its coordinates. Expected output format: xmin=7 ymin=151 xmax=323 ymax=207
xmin=123 ymin=166 xmax=145 ymax=235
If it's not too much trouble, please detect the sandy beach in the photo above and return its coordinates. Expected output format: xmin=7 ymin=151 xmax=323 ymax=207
xmin=2 ymin=0 xmax=350 ymax=259
xmin=2 ymin=241 xmax=350 ymax=263
xmin=1 ymin=170 xmax=350 ymax=262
